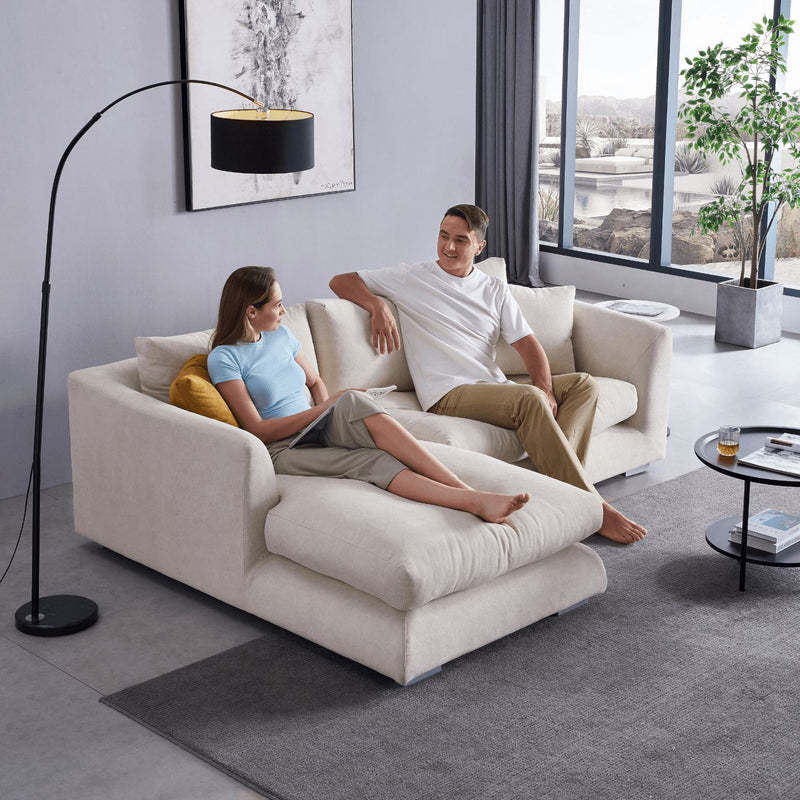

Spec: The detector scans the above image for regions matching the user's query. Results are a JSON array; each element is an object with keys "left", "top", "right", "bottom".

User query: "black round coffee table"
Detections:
[{"left": 694, "top": 426, "right": 800, "bottom": 591}]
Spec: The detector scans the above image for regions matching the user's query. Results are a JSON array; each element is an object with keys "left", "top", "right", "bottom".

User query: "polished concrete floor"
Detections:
[{"left": 2, "top": 303, "right": 800, "bottom": 799}]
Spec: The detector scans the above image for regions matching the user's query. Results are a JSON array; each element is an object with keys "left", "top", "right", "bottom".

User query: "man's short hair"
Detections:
[{"left": 443, "top": 204, "right": 489, "bottom": 241}]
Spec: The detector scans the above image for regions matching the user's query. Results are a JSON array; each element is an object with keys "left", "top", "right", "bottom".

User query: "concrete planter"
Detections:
[{"left": 714, "top": 278, "right": 783, "bottom": 348}]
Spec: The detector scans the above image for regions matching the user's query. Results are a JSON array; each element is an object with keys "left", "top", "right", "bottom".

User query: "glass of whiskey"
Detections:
[{"left": 717, "top": 425, "right": 740, "bottom": 456}]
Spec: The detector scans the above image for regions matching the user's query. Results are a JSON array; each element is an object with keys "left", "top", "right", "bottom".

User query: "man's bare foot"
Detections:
[
  {"left": 473, "top": 491, "right": 531, "bottom": 524},
  {"left": 599, "top": 501, "right": 647, "bottom": 544}
]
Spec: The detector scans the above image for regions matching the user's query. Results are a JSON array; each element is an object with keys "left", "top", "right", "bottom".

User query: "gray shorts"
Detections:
[{"left": 267, "top": 390, "right": 406, "bottom": 490}]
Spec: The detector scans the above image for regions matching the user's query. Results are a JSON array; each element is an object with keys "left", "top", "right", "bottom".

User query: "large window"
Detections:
[
  {"left": 572, "top": 0, "right": 659, "bottom": 260},
  {"left": 538, "top": 0, "right": 563, "bottom": 244},
  {"left": 538, "top": 0, "right": 800, "bottom": 294}
]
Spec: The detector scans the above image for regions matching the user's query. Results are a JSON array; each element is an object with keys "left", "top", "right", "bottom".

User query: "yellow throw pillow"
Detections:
[{"left": 169, "top": 354, "right": 240, "bottom": 427}]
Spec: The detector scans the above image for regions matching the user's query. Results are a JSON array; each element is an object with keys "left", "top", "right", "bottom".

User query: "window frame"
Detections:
[{"left": 542, "top": 0, "right": 800, "bottom": 299}]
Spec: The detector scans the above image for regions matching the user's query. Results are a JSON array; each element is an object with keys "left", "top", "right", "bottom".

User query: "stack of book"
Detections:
[{"left": 728, "top": 508, "right": 800, "bottom": 554}]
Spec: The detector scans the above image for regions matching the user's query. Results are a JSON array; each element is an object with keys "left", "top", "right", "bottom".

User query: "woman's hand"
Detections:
[{"left": 321, "top": 388, "right": 366, "bottom": 410}]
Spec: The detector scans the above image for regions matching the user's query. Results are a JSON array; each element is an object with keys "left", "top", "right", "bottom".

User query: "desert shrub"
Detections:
[
  {"left": 710, "top": 175, "right": 740, "bottom": 196},
  {"left": 547, "top": 149, "right": 561, "bottom": 167},
  {"left": 674, "top": 143, "right": 709, "bottom": 174},
  {"left": 538, "top": 186, "right": 560, "bottom": 222},
  {"left": 576, "top": 119, "right": 602, "bottom": 157}
]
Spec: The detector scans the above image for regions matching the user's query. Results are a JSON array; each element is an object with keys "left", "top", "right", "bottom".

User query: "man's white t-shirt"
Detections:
[{"left": 358, "top": 261, "right": 534, "bottom": 410}]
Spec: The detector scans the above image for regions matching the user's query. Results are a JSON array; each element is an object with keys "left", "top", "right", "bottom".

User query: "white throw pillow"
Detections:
[
  {"left": 494, "top": 284, "right": 576, "bottom": 376},
  {"left": 135, "top": 330, "right": 213, "bottom": 403},
  {"left": 474, "top": 256, "right": 508, "bottom": 282}
]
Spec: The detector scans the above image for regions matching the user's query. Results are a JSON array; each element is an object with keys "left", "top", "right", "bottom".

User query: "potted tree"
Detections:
[{"left": 680, "top": 15, "right": 800, "bottom": 347}]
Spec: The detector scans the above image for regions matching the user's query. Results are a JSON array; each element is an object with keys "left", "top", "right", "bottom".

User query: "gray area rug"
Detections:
[{"left": 102, "top": 468, "right": 800, "bottom": 800}]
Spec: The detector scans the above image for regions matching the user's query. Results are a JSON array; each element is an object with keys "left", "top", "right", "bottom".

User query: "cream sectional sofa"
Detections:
[{"left": 68, "top": 259, "right": 671, "bottom": 685}]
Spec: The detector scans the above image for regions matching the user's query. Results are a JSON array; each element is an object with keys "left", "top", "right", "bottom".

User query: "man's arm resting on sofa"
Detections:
[{"left": 329, "top": 272, "right": 401, "bottom": 354}]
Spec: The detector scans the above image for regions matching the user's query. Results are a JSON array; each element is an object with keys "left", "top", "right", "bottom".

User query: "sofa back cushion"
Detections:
[
  {"left": 474, "top": 255, "right": 508, "bottom": 281},
  {"left": 135, "top": 303, "right": 316, "bottom": 402},
  {"left": 282, "top": 303, "right": 318, "bottom": 371},
  {"left": 494, "top": 284, "right": 576, "bottom": 375},
  {"left": 305, "top": 299, "right": 414, "bottom": 393}
]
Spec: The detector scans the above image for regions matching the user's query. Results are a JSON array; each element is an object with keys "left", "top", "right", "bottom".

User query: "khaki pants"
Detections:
[{"left": 429, "top": 374, "right": 599, "bottom": 495}]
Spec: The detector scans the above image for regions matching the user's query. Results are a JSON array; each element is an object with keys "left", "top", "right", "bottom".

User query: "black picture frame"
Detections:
[{"left": 179, "top": 0, "right": 355, "bottom": 211}]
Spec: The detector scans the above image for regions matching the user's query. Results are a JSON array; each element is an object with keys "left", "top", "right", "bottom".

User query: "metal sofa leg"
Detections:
[
  {"left": 401, "top": 666, "right": 442, "bottom": 686},
  {"left": 624, "top": 464, "right": 650, "bottom": 477},
  {"left": 555, "top": 598, "right": 588, "bottom": 616}
]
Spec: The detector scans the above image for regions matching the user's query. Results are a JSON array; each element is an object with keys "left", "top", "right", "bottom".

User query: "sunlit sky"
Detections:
[{"left": 540, "top": 0, "right": 798, "bottom": 100}]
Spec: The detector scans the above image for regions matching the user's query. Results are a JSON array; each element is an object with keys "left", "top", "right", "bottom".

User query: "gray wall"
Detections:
[{"left": 0, "top": 2, "right": 477, "bottom": 499}]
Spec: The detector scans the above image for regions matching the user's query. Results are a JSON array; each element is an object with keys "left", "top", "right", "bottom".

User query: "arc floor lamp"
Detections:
[{"left": 15, "top": 78, "right": 314, "bottom": 636}]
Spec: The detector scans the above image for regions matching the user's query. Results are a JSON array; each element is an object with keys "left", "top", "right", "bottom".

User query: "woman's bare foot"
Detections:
[
  {"left": 472, "top": 491, "right": 531, "bottom": 524},
  {"left": 599, "top": 502, "right": 647, "bottom": 544}
]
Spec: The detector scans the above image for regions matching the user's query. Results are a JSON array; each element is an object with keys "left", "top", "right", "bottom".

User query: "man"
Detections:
[{"left": 329, "top": 204, "right": 646, "bottom": 543}]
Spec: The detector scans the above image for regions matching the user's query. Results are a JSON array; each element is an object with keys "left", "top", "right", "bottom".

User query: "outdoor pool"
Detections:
[{"left": 573, "top": 184, "right": 710, "bottom": 220}]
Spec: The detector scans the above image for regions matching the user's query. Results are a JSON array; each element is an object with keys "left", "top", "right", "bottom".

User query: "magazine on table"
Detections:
[
  {"left": 605, "top": 300, "right": 666, "bottom": 317},
  {"left": 738, "top": 436, "right": 800, "bottom": 478},
  {"left": 763, "top": 432, "right": 800, "bottom": 454}
]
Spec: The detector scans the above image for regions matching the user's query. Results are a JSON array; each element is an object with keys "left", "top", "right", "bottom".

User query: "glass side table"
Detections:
[{"left": 694, "top": 426, "right": 800, "bottom": 591}]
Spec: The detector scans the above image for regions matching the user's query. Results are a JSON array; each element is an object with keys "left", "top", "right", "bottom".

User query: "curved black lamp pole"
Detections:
[{"left": 14, "top": 79, "right": 306, "bottom": 636}]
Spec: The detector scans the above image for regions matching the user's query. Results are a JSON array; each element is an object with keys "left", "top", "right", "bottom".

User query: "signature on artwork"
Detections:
[{"left": 322, "top": 180, "right": 355, "bottom": 191}]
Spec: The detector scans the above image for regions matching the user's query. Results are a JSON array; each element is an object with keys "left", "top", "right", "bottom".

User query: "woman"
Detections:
[{"left": 208, "top": 266, "right": 530, "bottom": 524}]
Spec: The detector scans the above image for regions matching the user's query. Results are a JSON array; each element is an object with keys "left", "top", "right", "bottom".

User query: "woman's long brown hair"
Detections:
[{"left": 210, "top": 266, "right": 276, "bottom": 349}]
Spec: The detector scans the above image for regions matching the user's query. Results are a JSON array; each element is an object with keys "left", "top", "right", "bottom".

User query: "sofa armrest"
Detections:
[
  {"left": 572, "top": 301, "right": 672, "bottom": 443},
  {"left": 68, "top": 358, "right": 278, "bottom": 607}
]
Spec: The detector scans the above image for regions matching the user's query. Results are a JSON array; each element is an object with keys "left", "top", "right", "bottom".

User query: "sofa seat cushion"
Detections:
[
  {"left": 388, "top": 408, "right": 527, "bottom": 463},
  {"left": 592, "top": 376, "right": 638, "bottom": 433},
  {"left": 263, "top": 443, "right": 603, "bottom": 611},
  {"left": 380, "top": 378, "right": 637, "bottom": 464}
]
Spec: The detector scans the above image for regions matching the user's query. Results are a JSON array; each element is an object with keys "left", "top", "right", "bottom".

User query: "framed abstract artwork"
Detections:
[{"left": 179, "top": 0, "right": 354, "bottom": 211}]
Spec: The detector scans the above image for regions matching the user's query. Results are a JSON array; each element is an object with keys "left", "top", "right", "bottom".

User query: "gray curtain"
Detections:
[{"left": 476, "top": 0, "right": 542, "bottom": 286}]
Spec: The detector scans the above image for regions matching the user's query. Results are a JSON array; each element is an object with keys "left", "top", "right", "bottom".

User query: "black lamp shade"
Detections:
[{"left": 210, "top": 109, "right": 314, "bottom": 174}]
